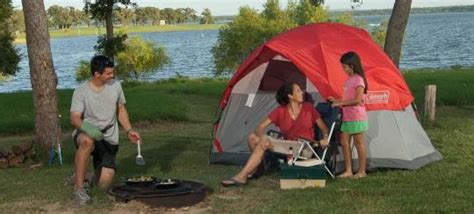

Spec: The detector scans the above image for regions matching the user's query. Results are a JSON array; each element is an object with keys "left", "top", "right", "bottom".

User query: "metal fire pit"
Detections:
[{"left": 109, "top": 179, "right": 208, "bottom": 208}]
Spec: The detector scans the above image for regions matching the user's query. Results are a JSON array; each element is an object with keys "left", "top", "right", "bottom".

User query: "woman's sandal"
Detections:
[{"left": 221, "top": 178, "right": 247, "bottom": 187}]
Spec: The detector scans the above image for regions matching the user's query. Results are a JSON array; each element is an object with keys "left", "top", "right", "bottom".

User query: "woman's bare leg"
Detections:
[
  {"left": 247, "top": 133, "right": 260, "bottom": 152},
  {"left": 229, "top": 138, "right": 271, "bottom": 183}
]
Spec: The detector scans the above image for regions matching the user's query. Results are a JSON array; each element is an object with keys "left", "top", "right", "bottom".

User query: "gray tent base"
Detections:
[
  {"left": 209, "top": 150, "right": 442, "bottom": 173},
  {"left": 210, "top": 92, "right": 444, "bottom": 172}
]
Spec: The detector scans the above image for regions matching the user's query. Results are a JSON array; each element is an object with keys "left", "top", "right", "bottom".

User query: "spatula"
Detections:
[{"left": 135, "top": 140, "right": 145, "bottom": 166}]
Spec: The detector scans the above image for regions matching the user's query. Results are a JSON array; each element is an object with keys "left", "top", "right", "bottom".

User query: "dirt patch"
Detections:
[
  {"left": 25, "top": 198, "right": 213, "bottom": 213},
  {"left": 216, "top": 188, "right": 244, "bottom": 200},
  {"left": 108, "top": 199, "right": 213, "bottom": 214}
]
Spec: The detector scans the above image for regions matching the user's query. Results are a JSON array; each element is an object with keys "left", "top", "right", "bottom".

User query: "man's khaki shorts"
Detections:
[{"left": 263, "top": 135, "right": 314, "bottom": 158}]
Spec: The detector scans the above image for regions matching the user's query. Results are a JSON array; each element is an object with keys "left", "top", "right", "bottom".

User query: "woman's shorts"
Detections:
[{"left": 340, "top": 120, "right": 368, "bottom": 134}]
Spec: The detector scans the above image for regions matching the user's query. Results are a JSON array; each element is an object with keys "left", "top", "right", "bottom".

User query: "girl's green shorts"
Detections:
[{"left": 340, "top": 120, "right": 368, "bottom": 134}]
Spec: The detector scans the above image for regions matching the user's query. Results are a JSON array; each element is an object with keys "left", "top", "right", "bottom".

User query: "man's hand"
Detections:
[
  {"left": 80, "top": 121, "right": 104, "bottom": 141},
  {"left": 127, "top": 129, "right": 141, "bottom": 144}
]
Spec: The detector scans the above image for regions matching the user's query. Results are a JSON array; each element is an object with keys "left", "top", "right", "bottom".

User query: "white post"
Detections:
[{"left": 424, "top": 85, "right": 436, "bottom": 122}]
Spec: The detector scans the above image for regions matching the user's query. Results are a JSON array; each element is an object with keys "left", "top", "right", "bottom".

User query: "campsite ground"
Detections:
[{"left": 0, "top": 68, "right": 473, "bottom": 213}]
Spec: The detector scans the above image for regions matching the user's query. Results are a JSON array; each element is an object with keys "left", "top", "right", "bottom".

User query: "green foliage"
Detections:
[
  {"left": 309, "top": 0, "right": 325, "bottom": 6},
  {"left": 115, "top": 36, "right": 169, "bottom": 80},
  {"left": 262, "top": 7, "right": 297, "bottom": 45},
  {"left": 212, "top": 0, "right": 328, "bottom": 75},
  {"left": 211, "top": 6, "right": 266, "bottom": 75},
  {"left": 135, "top": 7, "right": 161, "bottom": 25},
  {"left": 94, "top": 32, "right": 128, "bottom": 58},
  {"left": 77, "top": 36, "right": 169, "bottom": 81},
  {"left": 200, "top": 8, "right": 214, "bottom": 24},
  {"left": 114, "top": 7, "right": 135, "bottom": 27},
  {"left": 262, "top": 0, "right": 282, "bottom": 20},
  {"left": 161, "top": 8, "right": 178, "bottom": 24},
  {"left": 211, "top": 0, "right": 396, "bottom": 75},
  {"left": 75, "top": 60, "right": 90, "bottom": 81},
  {"left": 0, "top": 0, "right": 20, "bottom": 76},
  {"left": 183, "top": 7, "right": 198, "bottom": 22},
  {"left": 370, "top": 20, "right": 388, "bottom": 48},
  {"left": 295, "top": 0, "right": 328, "bottom": 25},
  {"left": 9, "top": 9, "right": 24, "bottom": 35},
  {"left": 83, "top": 0, "right": 135, "bottom": 20},
  {"left": 333, "top": 12, "right": 356, "bottom": 26},
  {"left": 47, "top": 5, "right": 85, "bottom": 29}
]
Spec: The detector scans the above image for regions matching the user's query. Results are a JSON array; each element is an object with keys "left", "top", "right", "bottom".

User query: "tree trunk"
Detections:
[
  {"left": 21, "top": 0, "right": 61, "bottom": 156},
  {"left": 105, "top": 9, "right": 113, "bottom": 40},
  {"left": 384, "top": 0, "right": 412, "bottom": 67},
  {"left": 105, "top": 1, "right": 114, "bottom": 58}
]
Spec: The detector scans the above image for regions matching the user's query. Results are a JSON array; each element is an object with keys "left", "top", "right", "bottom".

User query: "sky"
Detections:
[{"left": 11, "top": 0, "right": 474, "bottom": 16}]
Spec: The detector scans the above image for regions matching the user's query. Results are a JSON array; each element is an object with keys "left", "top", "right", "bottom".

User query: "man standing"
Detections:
[{"left": 70, "top": 55, "right": 140, "bottom": 205}]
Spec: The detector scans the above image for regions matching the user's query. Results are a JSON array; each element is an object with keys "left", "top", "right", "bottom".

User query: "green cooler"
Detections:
[{"left": 280, "top": 164, "right": 327, "bottom": 189}]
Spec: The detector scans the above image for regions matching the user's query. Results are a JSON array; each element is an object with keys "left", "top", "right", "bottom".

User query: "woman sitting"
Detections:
[{"left": 221, "top": 82, "right": 329, "bottom": 187}]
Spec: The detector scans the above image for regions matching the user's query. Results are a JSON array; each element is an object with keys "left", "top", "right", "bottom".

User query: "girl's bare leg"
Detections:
[
  {"left": 353, "top": 133, "right": 367, "bottom": 177},
  {"left": 338, "top": 132, "right": 353, "bottom": 177}
]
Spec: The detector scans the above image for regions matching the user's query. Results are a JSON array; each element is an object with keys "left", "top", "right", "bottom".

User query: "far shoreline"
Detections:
[{"left": 14, "top": 24, "right": 223, "bottom": 44}]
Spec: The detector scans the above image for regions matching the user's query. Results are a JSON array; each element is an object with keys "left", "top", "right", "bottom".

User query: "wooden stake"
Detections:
[{"left": 424, "top": 85, "right": 436, "bottom": 122}]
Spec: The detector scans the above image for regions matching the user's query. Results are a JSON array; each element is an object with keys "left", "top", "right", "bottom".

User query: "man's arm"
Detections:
[
  {"left": 117, "top": 103, "right": 140, "bottom": 144},
  {"left": 70, "top": 111, "right": 83, "bottom": 129},
  {"left": 71, "top": 111, "right": 105, "bottom": 141}
]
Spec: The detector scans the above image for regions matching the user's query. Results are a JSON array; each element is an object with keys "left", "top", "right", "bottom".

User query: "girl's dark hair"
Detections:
[
  {"left": 90, "top": 55, "right": 114, "bottom": 76},
  {"left": 340, "top": 51, "right": 368, "bottom": 94},
  {"left": 276, "top": 82, "right": 295, "bottom": 105}
]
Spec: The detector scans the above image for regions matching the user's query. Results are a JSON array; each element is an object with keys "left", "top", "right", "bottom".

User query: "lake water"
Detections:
[{"left": 1, "top": 12, "right": 473, "bottom": 93}]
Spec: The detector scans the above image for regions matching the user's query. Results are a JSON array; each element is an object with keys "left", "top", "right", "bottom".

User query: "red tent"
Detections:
[
  {"left": 219, "top": 22, "right": 414, "bottom": 111},
  {"left": 211, "top": 23, "right": 441, "bottom": 169}
]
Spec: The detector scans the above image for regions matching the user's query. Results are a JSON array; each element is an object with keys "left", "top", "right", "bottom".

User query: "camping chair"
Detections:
[{"left": 292, "top": 102, "right": 341, "bottom": 178}]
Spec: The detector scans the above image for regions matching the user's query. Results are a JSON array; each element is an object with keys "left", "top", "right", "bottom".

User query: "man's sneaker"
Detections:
[
  {"left": 64, "top": 173, "right": 75, "bottom": 187},
  {"left": 74, "top": 188, "right": 92, "bottom": 206},
  {"left": 65, "top": 172, "right": 95, "bottom": 188}
]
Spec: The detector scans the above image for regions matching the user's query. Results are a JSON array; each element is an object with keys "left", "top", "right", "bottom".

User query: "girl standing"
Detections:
[{"left": 330, "top": 51, "right": 369, "bottom": 178}]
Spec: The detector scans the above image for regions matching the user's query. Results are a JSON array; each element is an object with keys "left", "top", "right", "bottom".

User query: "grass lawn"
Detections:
[
  {"left": 14, "top": 24, "right": 223, "bottom": 43},
  {"left": 0, "top": 69, "right": 473, "bottom": 212}
]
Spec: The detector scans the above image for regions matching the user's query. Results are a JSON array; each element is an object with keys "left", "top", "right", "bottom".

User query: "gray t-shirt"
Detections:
[{"left": 70, "top": 79, "right": 126, "bottom": 145}]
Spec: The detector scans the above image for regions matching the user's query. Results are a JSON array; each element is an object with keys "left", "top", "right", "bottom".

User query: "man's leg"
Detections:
[
  {"left": 92, "top": 140, "right": 119, "bottom": 190},
  {"left": 73, "top": 133, "right": 94, "bottom": 205},
  {"left": 74, "top": 134, "right": 95, "bottom": 189},
  {"left": 97, "top": 167, "right": 115, "bottom": 190}
]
